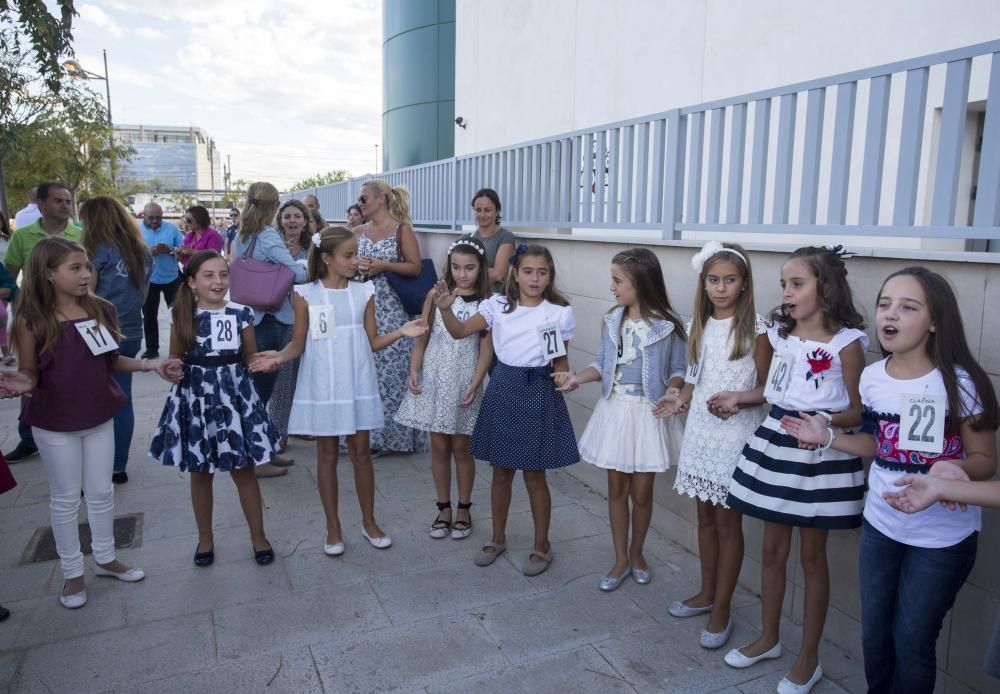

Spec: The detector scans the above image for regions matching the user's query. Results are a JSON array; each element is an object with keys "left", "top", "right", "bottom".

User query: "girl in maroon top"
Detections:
[{"left": 0, "top": 237, "right": 181, "bottom": 610}]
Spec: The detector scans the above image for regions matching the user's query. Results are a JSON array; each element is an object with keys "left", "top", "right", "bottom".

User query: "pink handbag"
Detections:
[{"left": 229, "top": 233, "right": 295, "bottom": 311}]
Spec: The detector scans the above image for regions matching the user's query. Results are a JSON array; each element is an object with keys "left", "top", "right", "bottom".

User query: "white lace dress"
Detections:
[{"left": 673, "top": 315, "right": 767, "bottom": 505}]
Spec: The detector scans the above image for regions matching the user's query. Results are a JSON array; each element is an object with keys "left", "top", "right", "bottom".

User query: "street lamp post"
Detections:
[{"left": 62, "top": 49, "right": 116, "bottom": 187}]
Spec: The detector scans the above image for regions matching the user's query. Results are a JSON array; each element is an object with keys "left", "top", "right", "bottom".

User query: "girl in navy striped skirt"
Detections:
[{"left": 723, "top": 246, "right": 867, "bottom": 694}]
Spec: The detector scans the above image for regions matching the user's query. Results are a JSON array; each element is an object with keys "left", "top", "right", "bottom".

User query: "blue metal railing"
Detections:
[{"left": 291, "top": 39, "right": 1000, "bottom": 240}]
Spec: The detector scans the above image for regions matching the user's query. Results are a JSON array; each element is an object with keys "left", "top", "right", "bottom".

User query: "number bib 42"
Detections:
[
  {"left": 74, "top": 320, "right": 118, "bottom": 356},
  {"left": 212, "top": 315, "right": 239, "bottom": 350},
  {"left": 899, "top": 394, "right": 945, "bottom": 454},
  {"left": 537, "top": 323, "right": 567, "bottom": 360},
  {"left": 309, "top": 305, "right": 335, "bottom": 341},
  {"left": 763, "top": 353, "right": 793, "bottom": 402}
]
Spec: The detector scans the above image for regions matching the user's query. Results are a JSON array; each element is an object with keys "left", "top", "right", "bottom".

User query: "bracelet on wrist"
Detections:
[
  {"left": 820, "top": 426, "right": 835, "bottom": 451},
  {"left": 816, "top": 410, "right": 834, "bottom": 425}
]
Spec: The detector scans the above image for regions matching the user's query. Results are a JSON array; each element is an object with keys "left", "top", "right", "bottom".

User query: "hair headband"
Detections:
[
  {"left": 691, "top": 241, "right": 748, "bottom": 273},
  {"left": 508, "top": 243, "right": 529, "bottom": 266},
  {"left": 448, "top": 238, "right": 485, "bottom": 256}
]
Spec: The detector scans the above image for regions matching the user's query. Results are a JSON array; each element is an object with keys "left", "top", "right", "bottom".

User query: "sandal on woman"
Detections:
[
  {"left": 429, "top": 501, "right": 451, "bottom": 539},
  {"left": 451, "top": 501, "right": 473, "bottom": 540}
]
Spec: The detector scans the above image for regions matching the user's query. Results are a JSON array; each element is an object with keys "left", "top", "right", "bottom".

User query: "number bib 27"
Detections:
[
  {"left": 899, "top": 394, "right": 945, "bottom": 454},
  {"left": 309, "top": 305, "right": 335, "bottom": 341},
  {"left": 74, "top": 320, "right": 118, "bottom": 356},
  {"left": 537, "top": 323, "right": 567, "bottom": 360},
  {"left": 212, "top": 315, "right": 239, "bottom": 350},
  {"left": 763, "top": 353, "right": 793, "bottom": 402}
]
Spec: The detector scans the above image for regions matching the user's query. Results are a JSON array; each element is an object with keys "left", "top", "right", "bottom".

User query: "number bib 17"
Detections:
[
  {"left": 763, "top": 353, "right": 793, "bottom": 402},
  {"left": 309, "top": 305, "right": 335, "bottom": 341},
  {"left": 212, "top": 315, "right": 239, "bottom": 350},
  {"left": 74, "top": 320, "right": 118, "bottom": 356},
  {"left": 537, "top": 323, "right": 567, "bottom": 360},
  {"left": 899, "top": 394, "right": 945, "bottom": 454}
]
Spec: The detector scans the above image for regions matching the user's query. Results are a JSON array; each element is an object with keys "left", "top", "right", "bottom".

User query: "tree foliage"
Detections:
[
  {"left": 0, "top": 0, "right": 77, "bottom": 94},
  {"left": 289, "top": 169, "right": 351, "bottom": 192}
]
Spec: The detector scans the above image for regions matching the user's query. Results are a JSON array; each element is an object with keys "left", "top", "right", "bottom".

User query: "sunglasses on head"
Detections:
[{"left": 357, "top": 195, "right": 368, "bottom": 204}]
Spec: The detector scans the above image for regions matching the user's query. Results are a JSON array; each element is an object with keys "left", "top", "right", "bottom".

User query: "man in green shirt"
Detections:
[
  {"left": 5, "top": 182, "right": 80, "bottom": 282},
  {"left": 4, "top": 182, "right": 81, "bottom": 463}
]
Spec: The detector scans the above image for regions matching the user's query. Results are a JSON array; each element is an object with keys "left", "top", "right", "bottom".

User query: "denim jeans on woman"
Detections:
[
  {"left": 251, "top": 316, "right": 292, "bottom": 406},
  {"left": 111, "top": 337, "right": 141, "bottom": 472},
  {"left": 859, "top": 519, "right": 977, "bottom": 694},
  {"left": 34, "top": 420, "right": 117, "bottom": 579}
]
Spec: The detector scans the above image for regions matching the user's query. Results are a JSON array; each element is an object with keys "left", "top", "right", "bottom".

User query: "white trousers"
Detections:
[{"left": 33, "top": 420, "right": 117, "bottom": 579}]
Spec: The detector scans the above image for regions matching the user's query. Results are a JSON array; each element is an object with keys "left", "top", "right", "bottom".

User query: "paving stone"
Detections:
[
  {"left": 12, "top": 613, "right": 215, "bottom": 694},
  {"left": 310, "top": 613, "right": 507, "bottom": 692},
  {"left": 428, "top": 645, "right": 636, "bottom": 693},
  {"left": 0, "top": 650, "right": 22, "bottom": 693},
  {"left": 212, "top": 581, "right": 390, "bottom": 659}
]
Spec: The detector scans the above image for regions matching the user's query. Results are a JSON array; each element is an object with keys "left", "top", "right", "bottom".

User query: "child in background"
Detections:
[
  {"left": 149, "top": 250, "right": 279, "bottom": 567},
  {"left": 723, "top": 245, "right": 868, "bottom": 694},
  {"left": 783, "top": 267, "right": 998, "bottom": 694},
  {"left": 663, "top": 242, "right": 769, "bottom": 650},
  {"left": 0, "top": 237, "right": 180, "bottom": 608},
  {"left": 252, "top": 227, "right": 427, "bottom": 555},
  {"left": 396, "top": 237, "right": 493, "bottom": 540},
  {"left": 552, "top": 248, "right": 686, "bottom": 591},
  {"left": 434, "top": 244, "right": 578, "bottom": 576}
]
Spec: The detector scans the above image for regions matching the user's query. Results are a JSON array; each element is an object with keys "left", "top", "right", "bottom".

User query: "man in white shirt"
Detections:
[{"left": 13, "top": 187, "right": 41, "bottom": 229}]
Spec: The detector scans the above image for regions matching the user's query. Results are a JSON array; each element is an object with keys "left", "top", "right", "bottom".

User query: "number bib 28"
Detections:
[
  {"left": 74, "top": 320, "right": 118, "bottom": 356},
  {"left": 309, "top": 305, "right": 335, "bottom": 341},
  {"left": 537, "top": 323, "right": 567, "bottom": 360},
  {"left": 212, "top": 315, "right": 239, "bottom": 350},
  {"left": 899, "top": 394, "right": 945, "bottom": 454},
  {"left": 763, "top": 353, "right": 793, "bottom": 402}
]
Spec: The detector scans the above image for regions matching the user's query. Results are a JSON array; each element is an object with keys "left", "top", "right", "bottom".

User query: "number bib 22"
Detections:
[
  {"left": 212, "top": 315, "right": 239, "bottom": 350},
  {"left": 899, "top": 394, "right": 945, "bottom": 454},
  {"left": 309, "top": 305, "right": 335, "bottom": 341},
  {"left": 537, "top": 323, "right": 567, "bottom": 360},
  {"left": 763, "top": 353, "right": 793, "bottom": 402},
  {"left": 74, "top": 320, "right": 118, "bottom": 356}
]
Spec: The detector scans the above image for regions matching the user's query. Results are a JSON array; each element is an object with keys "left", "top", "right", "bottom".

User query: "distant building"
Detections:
[{"left": 115, "top": 124, "right": 222, "bottom": 195}]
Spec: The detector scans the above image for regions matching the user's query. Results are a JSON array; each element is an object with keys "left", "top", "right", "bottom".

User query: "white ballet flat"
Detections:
[
  {"left": 323, "top": 542, "right": 345, "bottom": 556},
  {"left": 361, "top": 529, "right": 392, "bottom": 549},
  {"left": 668, "top": 600, "right": 714, "bottom": 618},
  {"left": 94, "top": 565, "right": 145, "bottom": 582},
  {"left": 776, "top": 664, "right": 822, "bottom": 694},
  {"left": 699, "top": 617, "right": 734, "bottom": 649},
  {"left": 723, "top": 642, "right": 783, "bottom": 668},
  {"left": 59, "top": 584, "right": 87, "bottom": 609}
]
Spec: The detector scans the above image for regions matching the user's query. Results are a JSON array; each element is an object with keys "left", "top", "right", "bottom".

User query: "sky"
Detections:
[{"left": 69, "top": 0, "right": 383, "bottom": 189}]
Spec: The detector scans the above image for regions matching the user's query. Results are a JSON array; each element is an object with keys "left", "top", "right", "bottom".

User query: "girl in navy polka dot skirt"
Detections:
[{"left": 433, "top": 244, "right": 578, "bottom": 576}]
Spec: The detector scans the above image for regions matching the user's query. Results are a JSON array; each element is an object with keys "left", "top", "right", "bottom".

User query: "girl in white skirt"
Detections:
[{"left": 553, "top": 248, "right": 686, "bottom": 591}]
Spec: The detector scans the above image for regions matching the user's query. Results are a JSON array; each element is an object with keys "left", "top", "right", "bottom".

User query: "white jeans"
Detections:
[{"left": 34, "top": 420, "right": 117, "bottom": 579}]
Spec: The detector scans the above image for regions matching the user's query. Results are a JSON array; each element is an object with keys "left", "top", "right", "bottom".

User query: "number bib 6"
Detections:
[
  {"left": 537, "top": 323, "right": 567, "bottom": 360},
  {"left": 763, "top": 353, "right": 794, "bottom": 402},
  {"left": 75, "top": 320, "right": 118, "bottom": 356},
  {"left": 899, "top": 394, "right": 945, "bottom": 454},
  {"left": 309, "top": 305, "right": 335, "bottom": 341}
]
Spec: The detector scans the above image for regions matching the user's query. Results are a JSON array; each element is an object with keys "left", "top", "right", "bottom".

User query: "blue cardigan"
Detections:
[{"left": 588, "top": 306, "right": 687, "bottom": 404}]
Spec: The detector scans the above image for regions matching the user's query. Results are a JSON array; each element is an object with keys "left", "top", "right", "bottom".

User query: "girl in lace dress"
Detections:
[
  {"left": 553, "top": 248, "right": 686, "bottom": 592},
  {"left": 395, "top": 238, "right": 493, "bottom": 540},
  {"left": 664, "top": 243, "right": 769, "bottom": 651}
]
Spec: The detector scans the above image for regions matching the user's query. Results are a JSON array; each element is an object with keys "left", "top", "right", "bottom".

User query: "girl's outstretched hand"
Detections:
[
  {"left": 431, "top": 280, "right": 456, "bottom": 309},
  {"left": 652, "top": 392, "right": 687, "bottom": 418},
  {"left": 249, "top": 351, "right": 283, "bottom": 373},
  {"left": 550, "top": 371, "right": 579, "bottom": 392},
  {"left": 154, "top": 358, "right": 184, "bottom": 384},
  {"left": 408, "top": 370, "right": 422, "bottom": 395},
  {"left": 707, "top": 391, "right": 740, "bottom": 420},
  {"left": 399, "top": 319, "right": 429, "bottom": 338},
  {"left": 0, "top": 370, "right": 33, "bottom": 397},
  {"left": 779, "top": 412, "right": 824, "bottom": 449},
  {"left": 883, "top": 474, "right": 946, "bottom": 514},
  {"left": 927, "top": 460, "right": 970, "bottom": 511}
]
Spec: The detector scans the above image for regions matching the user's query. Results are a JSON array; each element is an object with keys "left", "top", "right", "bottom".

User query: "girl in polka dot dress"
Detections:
[{"left": 433, "top": 244, "right": 578, "bottom": 576}]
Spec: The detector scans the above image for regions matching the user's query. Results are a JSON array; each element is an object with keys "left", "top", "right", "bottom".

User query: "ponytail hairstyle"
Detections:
[
  {"left": 362, "top": 179, "right": 411, "bottom": 226},
  {"left": 277, "top": 199, "right": 312, "bottom": 251},
  {"left": 610, "top": 248, "right": 686, "bottom": 340},
  {"left": 79, "top": 195, "right": 151, "bottom": 290},
  {"left": 442, "top": 236, "right": 490, "bottom": 299},
  {"left": 307, "top": 226, "right": 355, "bottom": 282},
  {"left": 12, "top": 237, "right": 118, "bottom": 354},
  {"left": 502, "top": 244, "right": 570, "bottom": 313},
  {"left": 172, "top": 250, "right": 227, "bottom": 353},
  {"left": 877, "top": 267, "right": 999, "bottom": 432},
  {"left": 688, "top": 242, "right": 756, "bottom": 361},
  {"left": 238, "top": 181, "right": 280, "bottom": 242},
  {"left": 771, "top": 245, "right": 865, "bottom": 338}
]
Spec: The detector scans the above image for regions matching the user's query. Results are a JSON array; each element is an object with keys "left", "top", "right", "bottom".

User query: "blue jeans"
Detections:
[
  {"left": 111, "top": 338, "right": 141, "bottom": 472},
  {"left": 859, "top": 519, "right": 977, "bottom": 694},
  {"left": 251, "top": 317, "right": 292, "bottom": 406}
]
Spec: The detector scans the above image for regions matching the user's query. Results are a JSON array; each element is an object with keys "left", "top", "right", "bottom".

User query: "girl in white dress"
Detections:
[
  {"left": 395, "top": 238, "right": 493, "bottom": 540},
  {"left": 663, "top": 242, "right": 769, "bottom": 650},
  {"left": 251, "top": 227, "right": 427, "bottom": 556}
]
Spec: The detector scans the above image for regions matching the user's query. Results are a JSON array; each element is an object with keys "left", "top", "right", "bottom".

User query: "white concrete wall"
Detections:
[{"left": 415, "top": 227, "right": 1000, "bottom": 693}]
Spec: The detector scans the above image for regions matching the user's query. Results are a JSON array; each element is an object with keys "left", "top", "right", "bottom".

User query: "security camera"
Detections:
[{"left": 455, "top": 116, "right": 467, "bottom": 129}]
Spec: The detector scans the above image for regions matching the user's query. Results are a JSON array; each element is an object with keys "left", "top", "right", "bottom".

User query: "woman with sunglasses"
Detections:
[{"left": 175, "top": 206, "right": 223, "bottom": 266}]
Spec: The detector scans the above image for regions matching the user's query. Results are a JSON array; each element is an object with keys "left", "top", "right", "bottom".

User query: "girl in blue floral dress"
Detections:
[{"left": 149, "top": 250, "right": 279, "bottom": 567}]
